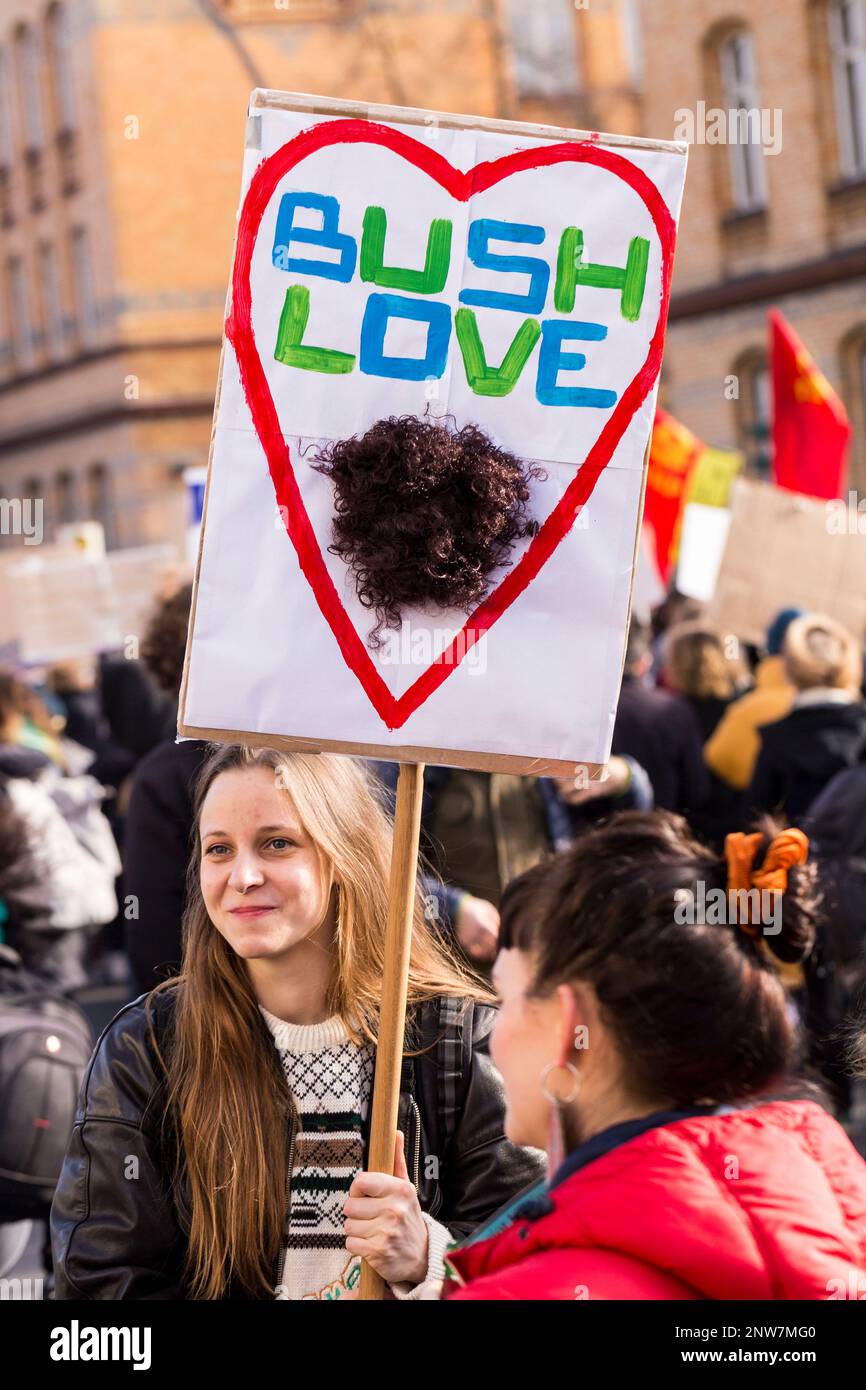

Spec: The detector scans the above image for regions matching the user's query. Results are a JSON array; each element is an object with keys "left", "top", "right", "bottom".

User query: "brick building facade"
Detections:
[
  {"left": 639, "top": 0, "right": 866, "bottom": 491},
  {"left": 0, "top": 0, "right": 639, "bottom": 555}
]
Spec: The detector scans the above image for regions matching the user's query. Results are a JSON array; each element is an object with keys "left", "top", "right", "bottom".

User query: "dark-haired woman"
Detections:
[
  {"left": 443, "top": 812, "right": 866, "bottom": 1300},
  {"left": 50, "top": 745, "right": 543, "bottom": 1300}
]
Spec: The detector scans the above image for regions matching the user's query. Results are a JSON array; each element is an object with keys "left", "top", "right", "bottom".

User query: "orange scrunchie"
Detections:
[{"left": 724, "top": 828, "right": 810, "bottom": 937}]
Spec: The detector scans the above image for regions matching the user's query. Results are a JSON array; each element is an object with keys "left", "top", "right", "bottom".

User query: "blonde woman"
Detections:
[
  {"left": 662, "top": 622, "right": 747, "bottom": 742},
  {"left": 661, "top": 623, "right": 747, "bottom": 847},
  {"left": 50, "top": 744, "right": 543, "bottom": 1300}
]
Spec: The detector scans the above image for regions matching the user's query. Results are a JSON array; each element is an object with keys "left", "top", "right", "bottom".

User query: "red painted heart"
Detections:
[{"left": 226, "top": 118, "right": 677, "bottom": 730}]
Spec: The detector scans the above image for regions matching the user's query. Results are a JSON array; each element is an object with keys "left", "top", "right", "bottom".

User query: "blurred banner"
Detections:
[
  {"left": 676, "top": 447, "right": 742, "bottom": 600},
  {"left": 684, "top": 446, "right": 742, "bottom": 510},
  {"left": 56, "top": 522, "right": 107, "bottom": 559},
  {"left": 676, "top": 504, "right": 733, "bottom": 603},
  {"left": 1, "top": 542, "right": 179, "bottom": 664},
  {"left": 707, "top": 478, "right": 866, "bottom": 645}
]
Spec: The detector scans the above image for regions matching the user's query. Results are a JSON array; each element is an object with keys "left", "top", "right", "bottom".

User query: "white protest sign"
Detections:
[
  {"left": 676, "top": 503, "right": 733, "bottom": 603},
  {"left": 709, "top": 478, "right": 866, "bottom": 647},
  {"left": 7, "top": 544, "right": 178, "bottom": 664},
  {"left": 180, "top": 92, "right": 688, "bottom": 773}
]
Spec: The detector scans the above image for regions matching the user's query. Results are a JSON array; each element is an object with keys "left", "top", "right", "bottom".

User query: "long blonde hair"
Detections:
[
  {"left": 664, "top": 621, "right": 743, "bottom": 701},
  {"left": 147, "top": 743, "right": 494, "bottom": 1299}
]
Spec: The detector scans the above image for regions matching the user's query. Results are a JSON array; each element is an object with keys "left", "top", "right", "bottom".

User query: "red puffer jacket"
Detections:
[{"left": 444, "top": 1101, "right": 866, "bottom": 1300}]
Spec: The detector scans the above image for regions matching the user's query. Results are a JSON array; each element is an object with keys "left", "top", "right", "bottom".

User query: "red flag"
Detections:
[
  {"left": 770, "top": 309, "right": 850, "bottom": 499},
  {"left": 644, "top": 409, "right": 704, "bottom": 585}
]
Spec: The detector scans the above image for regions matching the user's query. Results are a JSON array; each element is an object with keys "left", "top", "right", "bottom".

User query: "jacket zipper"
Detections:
[
  {"left": 407, "top": 1080, "right": 445, "bottom": 1218},
  {"left": 408, "top": 1093, "right": 421, "bottom": 1192},
  {"left": 272, "top": 1113, "right": 296, "bottom": 1296}
]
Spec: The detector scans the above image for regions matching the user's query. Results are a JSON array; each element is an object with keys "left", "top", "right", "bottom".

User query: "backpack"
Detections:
[{"left": 0, "top": 944, "right": 94, "bottom": 1220}]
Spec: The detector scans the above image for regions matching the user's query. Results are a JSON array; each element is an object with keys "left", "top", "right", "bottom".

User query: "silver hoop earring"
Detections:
[{"left": 540, "top": 1060, "right": 580, "bottom": 1106}]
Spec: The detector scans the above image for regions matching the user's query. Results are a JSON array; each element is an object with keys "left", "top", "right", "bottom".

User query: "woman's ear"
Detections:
[
  {"left": 569, "top": 982, "right": 596, "bottom": 1065},
  {"left": 553, "top": 983, "right": 580, "bottom": 1069},
  {"left": 553, "top": 981, "right": 598, "bottom": 1069}
]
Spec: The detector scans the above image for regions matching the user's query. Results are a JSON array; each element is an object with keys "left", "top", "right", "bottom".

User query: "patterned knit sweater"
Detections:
[{"left": 259, "top": 1005, "right": 452, "bottom": 1301}]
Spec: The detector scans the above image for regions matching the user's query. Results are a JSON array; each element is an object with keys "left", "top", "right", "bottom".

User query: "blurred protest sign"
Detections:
[
  {"left": 180, "top": 90, "right": 688, "bottom": 775},
  {"left": 56, "top": 521, "right": 107, "bottom": 558},
  {"left": 707, "top": 478, "right": 866, "bottom": 645},
  {"left": 685, "top": 447, "right": 742, "bottom": 509},
  {"left": 676, "top": 505, "right": 733, "bottom": 603},
  {"left": 178, "top": 86, "right": 688, "bottom": 1305},
  {"left": 676, "top": 447, "right": 742, "bottom": 601},
  {"left": 2, "top": 543, "right": 179, "bottom": 664}
]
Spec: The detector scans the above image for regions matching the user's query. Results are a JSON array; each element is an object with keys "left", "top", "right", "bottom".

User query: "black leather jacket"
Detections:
[{"left": 50, "top": 984, "right": 544, "bottom": 1299}]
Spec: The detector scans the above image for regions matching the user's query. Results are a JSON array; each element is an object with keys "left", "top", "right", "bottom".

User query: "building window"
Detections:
[
  {"left": 502, "top": 0, "right": 581, "bottom": 100},
  {"left": 0, "top": 48, "right": 13, "bottom": 167},
  {"left": 0, "top": 168, "right": 11, "bottom": 227},
  {"left": 829, "top": 0, "right": 866, "bottom": 177},
  {"left": 55, "top": 126, "right": 79, "bottom": 194},
  {"left": 70, "top": 226, "right": 97, "bottom": 347},
  {"left": 13, "top": 24, "right": 46, "bottom": 209},
  {"left": 734, "top": 352, "right": 772, "bottom": 476},
  {"left": 619, "top": 0, "right": 644, "bottom": 88},
  {"left": 6, "top": 255, "right": 34, "bottom": 371},
  {"left": 87, "top": 463, "right": 115, "bottom": 548},
  {"left": 45, "top": 3, "right": 76, "bottom": 133},
  {"left": 0, "top": 167, "right": 12, "bottom": 226},
  {"left": 850, "top": 337, "right": 866, "bottom": 488},
  {"left": 24, "top": 148, "right": 45, "bottom": 210},
  {"left": 857, "top": 337, "right": 866, "bottom": 417},
  {"left": 13, "top": 25, "right": 44, "bottom": 152},
  {"left": 719, "top": 30, "right": 768, "bottom": 212},
  {"left": 0, "top": 50, "right": 13, "bottom": 227},
  {"left": 46, "top": 2, "right": 79, "bottom": 193},
  {"left": 838, "top": 328, "right": 866, "bottom": 491},
  {"left": 55, "top": 471, "right": 76, "bottom": 527},
  {"left": 37, "top": 241, "right": 64, "bottom": 361},
  {"left": 0, "top": 278, "right": 9, "bottom": 376}
]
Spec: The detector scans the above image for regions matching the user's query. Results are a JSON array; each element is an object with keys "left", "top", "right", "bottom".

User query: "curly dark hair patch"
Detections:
[{"left": 311, "top": 415, "right": 546, "bottom": 649}]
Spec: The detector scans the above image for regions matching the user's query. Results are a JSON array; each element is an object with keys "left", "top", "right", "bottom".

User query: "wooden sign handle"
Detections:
[{"left": 359, "top": 761, "right": 426, "bottom": 1301}]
